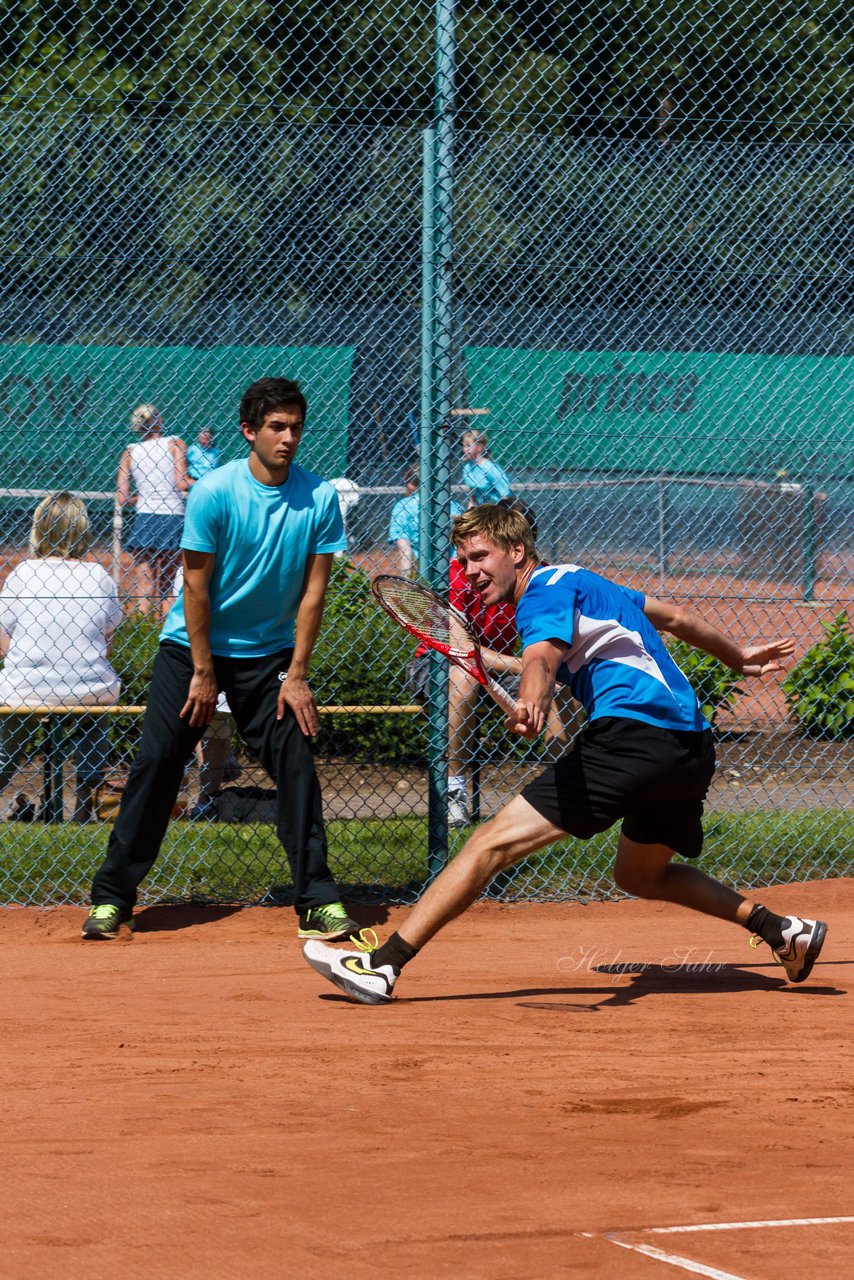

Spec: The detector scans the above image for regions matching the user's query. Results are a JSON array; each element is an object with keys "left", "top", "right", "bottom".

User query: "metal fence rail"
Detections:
[{"left": 0, "top": 0, "right": 850, "bottom": 905}]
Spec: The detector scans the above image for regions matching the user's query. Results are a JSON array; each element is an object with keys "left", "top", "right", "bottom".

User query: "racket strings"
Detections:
[{"left": 373, "top": 578, "right": 474, "bottom": 656}]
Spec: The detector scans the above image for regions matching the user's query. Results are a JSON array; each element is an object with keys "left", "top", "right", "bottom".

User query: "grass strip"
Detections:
[{"left": 0, "top": 808, "right": 850, "bottom": 906}]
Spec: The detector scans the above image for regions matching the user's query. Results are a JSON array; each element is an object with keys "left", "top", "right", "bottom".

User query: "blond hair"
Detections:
[
  {"left": 30, "top": 492, "right": 91, "bottom": 559},
  {"left": 130, "top": 403, "right": 162, "bottom": 433},
  {"left": 452, "top": 503, "right": 537, "bottom": 561},
  {"left": 462, "top": 428, "right": 489, "bottom": 455}
]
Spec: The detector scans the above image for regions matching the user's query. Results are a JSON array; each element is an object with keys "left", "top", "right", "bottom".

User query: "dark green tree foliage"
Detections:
[
  {"left": 784, "top": 612, "right": 854, "bottom": 740},
  {"left": 2, "top": 1, "right": 849, "bottom": 128},
  {"left": 0, "top": 3, "right": 849, "bottom": 329}
]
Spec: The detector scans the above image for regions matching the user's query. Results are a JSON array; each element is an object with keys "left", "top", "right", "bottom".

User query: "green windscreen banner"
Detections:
[
  {"left": 0, "top": 343, "right": 355, "bottom": 492},
  {"left": 464, "top": 347, "right": 853, "bottom": 477}
]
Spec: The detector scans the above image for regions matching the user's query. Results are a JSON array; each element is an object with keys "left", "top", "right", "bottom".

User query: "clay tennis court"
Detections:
[{"left": 1, "top": 877, "right": 850, "bottom": 1278}]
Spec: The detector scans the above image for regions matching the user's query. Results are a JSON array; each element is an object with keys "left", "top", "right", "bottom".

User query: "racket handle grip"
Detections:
[{"left": 485, "top": 676, "right": 518, "bottom": 718}]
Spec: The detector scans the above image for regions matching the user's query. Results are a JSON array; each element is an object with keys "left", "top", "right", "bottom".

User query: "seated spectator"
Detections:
[{"left": 0, "top": 493, "right": 122, "bottom": 822}]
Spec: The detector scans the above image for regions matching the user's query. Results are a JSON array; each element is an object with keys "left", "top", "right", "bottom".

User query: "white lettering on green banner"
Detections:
[
  {"left": 464, "top": 347, "right": 853, "bottom": 476},
  {"left": 0, "top": 343, "right": 355, "bottom": 490}
]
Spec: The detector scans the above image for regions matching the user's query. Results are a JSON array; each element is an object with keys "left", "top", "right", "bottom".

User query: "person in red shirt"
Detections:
[{"left": 445, "top": 549, "right": 522, "bottom": 825}]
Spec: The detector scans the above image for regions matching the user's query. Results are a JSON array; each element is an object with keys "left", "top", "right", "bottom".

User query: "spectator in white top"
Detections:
[
  {"left": 118, "top": 403, "right": 189, "bottom": 619},
  {"left": 0, "top": 493, "right": 123, "bottom": 822},
  {"left": 329, "top": 475, "right": 360, "bottom": 559}
]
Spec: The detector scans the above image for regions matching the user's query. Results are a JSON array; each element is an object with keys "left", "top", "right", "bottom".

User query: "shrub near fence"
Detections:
[{"left": 784, "top": 613, "right": 854, "bottom": 741}]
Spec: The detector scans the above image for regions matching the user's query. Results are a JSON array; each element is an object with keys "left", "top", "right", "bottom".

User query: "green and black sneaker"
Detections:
[
  {"left": 81, "top": 904, "right": 134, "bottom": 940},
  {"left": 297, "top": 902, "right": 359, "bottom": 942}
]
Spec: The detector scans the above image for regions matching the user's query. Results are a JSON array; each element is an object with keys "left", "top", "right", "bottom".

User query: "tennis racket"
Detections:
[{"left": 371, "top": 575, "right": 518, "bottom": 718}]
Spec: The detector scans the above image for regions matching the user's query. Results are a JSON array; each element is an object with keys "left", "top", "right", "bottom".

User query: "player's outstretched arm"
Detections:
[
  {"left": 480, "top": 646, "right": 522, "bottom": 676},
  {"left": 739, "top": 639, "right": 797, "bottom": 675},
  {"left": 643, "top": 597, "right": 795, "bottom": 676}
]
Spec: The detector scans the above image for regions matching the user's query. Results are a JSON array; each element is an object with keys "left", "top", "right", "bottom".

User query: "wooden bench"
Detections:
[{"left": 0, "top": 703, "right": 424, "bottom": 821}]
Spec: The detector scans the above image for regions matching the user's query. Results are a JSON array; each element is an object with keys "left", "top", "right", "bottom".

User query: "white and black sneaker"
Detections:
[
  {"left": 771, "top": 916, "right": 827, "bottom": 983},
  {"left": 303, "top": 935, "right": 397, "bottom": 1005},
  {"left": 447, "top": 789, "right": 470, "bottom": 829}
]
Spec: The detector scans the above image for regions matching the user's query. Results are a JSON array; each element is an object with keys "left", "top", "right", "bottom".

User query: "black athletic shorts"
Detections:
[{"left": 521, "top": 716, "right": 716, "bottom": 859}]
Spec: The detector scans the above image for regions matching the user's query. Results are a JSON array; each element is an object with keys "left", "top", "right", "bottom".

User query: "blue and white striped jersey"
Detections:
[{"left": 515, "top": 564, "right": 707, "bottom": 732}]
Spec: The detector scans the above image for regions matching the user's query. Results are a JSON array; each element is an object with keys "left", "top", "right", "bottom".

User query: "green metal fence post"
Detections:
[
  {"left": 802, "top": 479, "right": 817, "bottom": 603},
  {"left": 420, "top": 0, "right": 457, "bottom": 880}
]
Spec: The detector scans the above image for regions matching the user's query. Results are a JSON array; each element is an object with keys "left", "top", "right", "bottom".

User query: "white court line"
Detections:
[
  {"left": 647, "top": 1216, "right": 854, "bottom": 1234},
  {"left": 604, "top": 1215, "right": 854, "bottom": 1277},
  {"left": 609, "top": 1237, "right": 747, "bottom": 1280}
]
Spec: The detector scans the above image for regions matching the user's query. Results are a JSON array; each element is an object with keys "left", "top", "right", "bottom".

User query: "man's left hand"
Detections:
[
  {"left": 278, "top": 673, "right": 319, "bottom": 736},
  {"left": 741, "top": 639, "right": 796, "bottom": 676}
]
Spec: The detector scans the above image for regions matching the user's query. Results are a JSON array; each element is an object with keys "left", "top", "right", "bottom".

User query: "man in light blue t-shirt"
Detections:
[
  {"left": 85, "top": 377, "right": 358, "bottom": 943},
  {"left": 303, "top": 503, "right": 827, "bottom": 1004}
]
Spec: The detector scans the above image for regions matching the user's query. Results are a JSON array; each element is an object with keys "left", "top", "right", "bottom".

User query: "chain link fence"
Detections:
[{"left": 0, "top": 1, "right": 851, "bottom": 906}]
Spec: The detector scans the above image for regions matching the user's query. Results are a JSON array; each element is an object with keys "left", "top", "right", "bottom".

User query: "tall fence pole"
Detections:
[{"left": 420, "top": 0, "right": 457, "bottom": 879}]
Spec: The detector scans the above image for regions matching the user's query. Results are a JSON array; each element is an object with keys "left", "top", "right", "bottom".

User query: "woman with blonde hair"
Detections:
[
  {"left": 117, "top": 403, "right": 189, "bottom": 618},
  {"left": 461, "top": 428, "right": 513, "bottom": 506},
  {"left": 0, "top": 493, "right": 122, "bottom": 822}
]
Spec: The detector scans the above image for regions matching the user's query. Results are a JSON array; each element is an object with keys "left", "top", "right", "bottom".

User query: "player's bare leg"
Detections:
[
  {"left": 302, "top": 795, "right": 563, "bottom": 1003},
  {"left": 612, "top": 835, "right": 827, "bottom": 982},
  {"left": 399, "top": 796, "right": 563, "bottom": 948},
  {"left": 447, "top": 666, "right": 481, "bottom": 825},
  {"left": 155, "top": 551, "right": 180, "bottom": 622},
  {"left": 303, "top": 811, "right": 828, "bottom": 1004},
  {"left": 612, "top": 835, "right": 751, "bottom": 923},
  {"left": 134, "top": 557, "right": 155, "bottom": 616}
]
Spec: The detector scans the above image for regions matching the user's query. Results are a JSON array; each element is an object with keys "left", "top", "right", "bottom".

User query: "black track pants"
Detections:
[{"left": 90, "top": 641, "right": 341, "bottom": 914}]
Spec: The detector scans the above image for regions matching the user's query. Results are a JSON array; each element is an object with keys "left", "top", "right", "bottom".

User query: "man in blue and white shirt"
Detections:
[{"left": 303, "top": 503, "right": 827, "bottom": 1004}]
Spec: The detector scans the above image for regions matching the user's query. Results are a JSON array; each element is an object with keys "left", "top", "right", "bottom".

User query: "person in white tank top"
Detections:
[{"left": 117, "top": 403, "right": 189, "bottom": 620}]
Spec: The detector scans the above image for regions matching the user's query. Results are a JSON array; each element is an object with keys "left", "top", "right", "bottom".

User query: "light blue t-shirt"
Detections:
[
  {"left": 462, "top": 457, "right": 512, "bottom": 504},
  {"left": 187, "top": 442, "right": 221, "bottom": 480},
  {"left": 515, "top": 564, "right": 707, "bottom": 733},
  {"left": 388, "top": 492, "right": 420, "bottom": 550},
  {"left": 388, "top": 492, "right": 462, "bottom": 565},
  {"left": 162, "top": 458, "right": 346, "bottom": 657}
]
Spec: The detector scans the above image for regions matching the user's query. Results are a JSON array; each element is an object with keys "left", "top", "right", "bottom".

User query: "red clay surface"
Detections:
[{"left": 0, "top": 878, "right": 851, "bottom": 1278}]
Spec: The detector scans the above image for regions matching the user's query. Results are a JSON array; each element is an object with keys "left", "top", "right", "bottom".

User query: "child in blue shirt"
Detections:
[{"left": 461, "top": 429, "right": 512, "bottom": 505}]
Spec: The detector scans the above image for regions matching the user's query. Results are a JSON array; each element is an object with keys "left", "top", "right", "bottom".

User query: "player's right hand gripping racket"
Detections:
[{"left": 371, "top": 575, "right": 518, "bottom": 718}]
